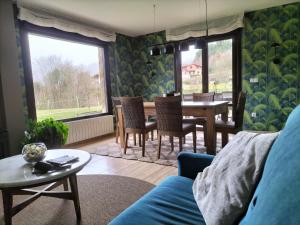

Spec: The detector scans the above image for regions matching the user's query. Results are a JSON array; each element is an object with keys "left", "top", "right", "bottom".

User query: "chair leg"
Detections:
[
  {"left": 139, "top": 134, "right": 142, "bottom": 147},
  {"left": 204, "top": 124, "right": 208, "bottom": 147},
  {"left": 183, "top": 136, "right": 186, "bottom": 144},
  {"left": 124, "top": 133, "right": 129, "bottom": 154},
  {"left": 133, "top": 133, "right": 137, "bottom": 146},
  {"left": 151, "top": 130, "right": 154, "bottom": 141},
  {"left": 115, "top": 125, "right": 119, "bottom": 143},
  {"left": 193, "top": 130, "right": 197, "bottom": 153},
  {"left": 221, "top": 132, "right": 228, "bottom": 147},
  {"left": 170, "top": 136, "right": 174, "bottom": 152},
  {"left": 142, "top": 132, "right": 146, "bottom": 157},
  {"left": 157, "top": 135, "right": 162, "bottom": 159},
  {"left": 179, "top": 137, "right": 183, "bottom": 152}
]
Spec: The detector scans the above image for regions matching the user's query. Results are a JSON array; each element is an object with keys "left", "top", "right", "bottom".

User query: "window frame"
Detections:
[
  {"left": 174, "top": 28, "right": 242, "bottom": 119},
  {"left": 19, "top": 21, "right": 112, "bottom": 122}
]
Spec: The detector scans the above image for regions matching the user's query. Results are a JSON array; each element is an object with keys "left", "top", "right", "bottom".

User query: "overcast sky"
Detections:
[{"left": 28, "top": 33, "right": 99, "bottom": 66}]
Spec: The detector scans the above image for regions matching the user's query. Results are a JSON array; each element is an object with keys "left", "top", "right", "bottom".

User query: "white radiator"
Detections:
[{"left": 65, "top": 115, "right": 114, "bottom": 144}]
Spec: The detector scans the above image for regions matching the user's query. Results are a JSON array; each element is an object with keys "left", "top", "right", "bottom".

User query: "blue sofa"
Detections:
[{"left": 109, "top": 105, "right": 300, "bottom": 225}]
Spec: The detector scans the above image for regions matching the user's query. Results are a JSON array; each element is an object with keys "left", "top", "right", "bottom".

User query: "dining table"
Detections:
[{"left": 116, "top": 101, "right": 229, "bottom": 155}]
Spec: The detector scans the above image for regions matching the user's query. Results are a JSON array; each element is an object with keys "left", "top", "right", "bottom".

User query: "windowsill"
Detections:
[{"left": 59, "top": 112, "right": 111, "bottom": 123}]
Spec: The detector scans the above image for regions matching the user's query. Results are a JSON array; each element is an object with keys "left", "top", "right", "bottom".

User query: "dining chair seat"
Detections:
[
  {"left": 215, "top": 120, "right": 235, "bottom": 129},
  {"left": 145, "top": 121, "right": 157, "bottom": 131},
  {"left": 182, "top": 123, "right": 195, "bottom": 133}
]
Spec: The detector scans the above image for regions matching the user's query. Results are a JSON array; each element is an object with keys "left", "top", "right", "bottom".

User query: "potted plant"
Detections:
[{"left": 22, "top": 118, "right": 69, "bottom": 149}]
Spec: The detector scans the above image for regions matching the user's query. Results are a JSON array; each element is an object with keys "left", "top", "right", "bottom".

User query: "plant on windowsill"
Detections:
[{"left": 22, "top": 118, "right": 69, "bottom": 149}]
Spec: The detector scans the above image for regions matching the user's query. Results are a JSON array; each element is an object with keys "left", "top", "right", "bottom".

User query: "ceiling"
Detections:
[{"left": 17, "top": 0, "right": 299, "bottom": 37}]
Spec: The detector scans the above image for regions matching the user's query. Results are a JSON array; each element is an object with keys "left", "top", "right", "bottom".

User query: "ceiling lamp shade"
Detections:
[
  {"left": 179, "top": 41, "right": 189, "bottom": 51},
  {"left": 150, "top": 46, "right": 161, "bottom": 56},
  {"left": 164, "top": 44, "right": 174, "bottom": 54}
]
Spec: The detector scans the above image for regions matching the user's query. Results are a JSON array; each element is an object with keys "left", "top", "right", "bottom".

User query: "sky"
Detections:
[
  {"left": 181, "top": 45, "right": 202, "bottom": 65},
  {"left": 28, "top": 33, "right": 99, "bottom": 66}
]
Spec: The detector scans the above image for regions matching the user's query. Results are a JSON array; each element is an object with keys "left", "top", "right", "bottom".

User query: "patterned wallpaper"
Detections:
[
  {"left": 109, "top": 31, "right": 175, "bottom": 100},
  {"left": 242, "top": 2, "right": 300, "bottom": 131}
]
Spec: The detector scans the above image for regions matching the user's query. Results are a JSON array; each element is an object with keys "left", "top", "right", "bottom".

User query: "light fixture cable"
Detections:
[
  {"left": 153, "top": 0, "right": 156, "bottom": 33},
  {"left": 205, "top": 0, "right": 208, "bottom": 36}
]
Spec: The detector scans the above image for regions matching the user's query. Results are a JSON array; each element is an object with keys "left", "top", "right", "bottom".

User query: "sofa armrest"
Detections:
[{"left": 177, "top": 152, "right": 214, "bottom": 180}]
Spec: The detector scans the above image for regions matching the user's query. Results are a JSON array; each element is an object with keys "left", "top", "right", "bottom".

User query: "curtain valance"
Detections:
[
  {"left": 166, "top": 14, "right": 244, "bottom": 41},
  {"left": 18, "top": 7, "right": 116, "bottom": 42}
]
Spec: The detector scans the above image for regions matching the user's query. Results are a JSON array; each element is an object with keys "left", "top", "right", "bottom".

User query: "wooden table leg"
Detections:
[
  {"left": 117, "top": 107, "right": 125, "bottom": 148},
  {"left": 221, "top": 107, "right": 229, "bottom": 147},
  {"left": 69, "top": 174, "right": 81, "bottom": 221},
  {"left": 2, "top": 190, "right": 12, "bottom": 225},
  {"left": 206, "top": 109, "right": 216, "bottom": 155},
  {"left": 62, "top": 178, "right": 69, "bottom": 191}
]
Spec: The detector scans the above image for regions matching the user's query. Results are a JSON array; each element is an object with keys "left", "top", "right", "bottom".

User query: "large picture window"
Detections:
[
  {"left": 177, "top": 29, "right": 241, "bottom": 114},
  {"left": 21, "top": 23, "right": 111, "bottom": 121}
]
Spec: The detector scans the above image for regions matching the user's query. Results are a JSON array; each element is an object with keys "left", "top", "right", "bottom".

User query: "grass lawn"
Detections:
[{"left": 37, "top": 106, "right": 103, "bottom": 121}]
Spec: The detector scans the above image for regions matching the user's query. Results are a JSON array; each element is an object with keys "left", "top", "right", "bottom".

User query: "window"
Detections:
[
  {"left": 181, "top": 46, "right": 202, "bottom": 94},
  {"left": 177, "top": 29, "right": 241, "bottom": 110},
  {"left": 208, "top": 39, "right": 233, "bottom": 101},
  {"left": 21, "top": 23, "right": 111, "bottom": 121}
]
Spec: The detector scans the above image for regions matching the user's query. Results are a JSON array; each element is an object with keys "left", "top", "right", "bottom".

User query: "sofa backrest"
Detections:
[{"left": 239, "top": 105, "right": 300, "bottom": 225}]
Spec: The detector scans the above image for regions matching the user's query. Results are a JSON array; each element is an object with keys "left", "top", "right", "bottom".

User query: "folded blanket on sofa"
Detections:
[{"left": 193, "top": 131, "right": 279, "bottom": 225}]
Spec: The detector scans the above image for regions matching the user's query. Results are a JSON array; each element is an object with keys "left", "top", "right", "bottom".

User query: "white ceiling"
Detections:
[{"left": 17, "top": 0, "right": 299, "bottom": 37}]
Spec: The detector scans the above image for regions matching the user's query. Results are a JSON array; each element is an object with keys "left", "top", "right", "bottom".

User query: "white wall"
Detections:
[{"left": 0, "top": 0, "right": 27, "bottom": 155}]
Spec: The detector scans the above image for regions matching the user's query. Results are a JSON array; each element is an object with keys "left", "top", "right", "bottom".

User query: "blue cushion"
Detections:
[
  {"left": 239, "top": 105, "right": 300, "bottom": 225},
  {"left": 109, "top": 176, "right": 206, "bottom": 225}
]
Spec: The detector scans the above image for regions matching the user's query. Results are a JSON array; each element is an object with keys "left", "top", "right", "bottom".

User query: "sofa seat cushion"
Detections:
[{"left": 109, "top": 176, "right": 206, "bottom": 225}]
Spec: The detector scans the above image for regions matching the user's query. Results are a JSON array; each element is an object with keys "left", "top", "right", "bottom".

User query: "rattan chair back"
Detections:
[
  {"left": 121, "top": 96, "right": 145, "bottom": 130},
  {"left": 193, "top": 92, "right": 214, "bottom": 101},
  {"left": 154, "top": 96, "right": 183, "bottom": 133},
  {"left": 235, "top": 92, "right": 246, "bottom": 129},
  {"left": 112, "top": 97, "right": 121, "bottom": 120}
]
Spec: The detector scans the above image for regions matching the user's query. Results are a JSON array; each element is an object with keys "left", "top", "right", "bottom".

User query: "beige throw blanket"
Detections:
[{"left": 193, "top": 131, "right": 279, "bottom": 225}]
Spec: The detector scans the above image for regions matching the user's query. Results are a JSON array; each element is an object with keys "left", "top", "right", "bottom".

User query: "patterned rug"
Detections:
[{"left": 93, "top": 132, "right": 224, "bottom": 167}]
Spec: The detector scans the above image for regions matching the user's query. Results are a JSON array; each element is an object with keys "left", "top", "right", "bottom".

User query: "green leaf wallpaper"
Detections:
[
  {"left": 109, "top": 31, "right": 175, "bottom": 101},
  {"left": 242, "top": 2, "right": 300, "bottom": 131}
]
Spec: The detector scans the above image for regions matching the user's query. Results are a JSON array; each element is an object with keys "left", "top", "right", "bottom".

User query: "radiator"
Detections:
[{"left": 65, "top": 115, "right": 114, "bottom": 144}]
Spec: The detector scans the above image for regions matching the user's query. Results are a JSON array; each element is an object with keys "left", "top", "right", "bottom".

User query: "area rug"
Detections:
[
  {"left": 0, "top": 175, "right": 154, "bottom": 225},
  {"left": 93, "top": 132, "right": 223, "bottom": 167}
]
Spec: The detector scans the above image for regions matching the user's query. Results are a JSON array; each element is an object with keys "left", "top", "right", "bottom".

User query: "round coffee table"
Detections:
[{"left": 0, "top": 149, "right": 91, "bottom": 225}]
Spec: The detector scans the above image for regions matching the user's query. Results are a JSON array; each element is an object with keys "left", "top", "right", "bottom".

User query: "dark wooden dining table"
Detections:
[{"left": 116, "top": 101, "right": 229, "bottom": 155}]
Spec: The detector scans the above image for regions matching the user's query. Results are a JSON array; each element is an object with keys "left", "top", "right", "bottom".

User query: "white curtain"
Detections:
[
  {"left": 18, "top": 7, "right": 116, "bottom": 42},
  {"left": 166, "top": 14, "right": 244, "bottom": 41}
]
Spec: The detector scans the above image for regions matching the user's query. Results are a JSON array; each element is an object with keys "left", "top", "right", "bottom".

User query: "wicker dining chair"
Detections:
[
  {"left": 183, "top": 92, "right": 215, "bottom": 147},
  {"left": 120, "top": 96, "right": 157, "bottom": 157},
  {"left": 155, "top": 96, "right": 196, "bottom": 159},
  {"left": 216, "top": 91, "right": 246, "bottom": 147}
]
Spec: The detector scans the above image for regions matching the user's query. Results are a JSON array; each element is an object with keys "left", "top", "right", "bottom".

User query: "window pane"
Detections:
[
  {"left": 181, "top": 45, "right": 202, "bottom": 95},
  {"left": 28, "top": 34, "right": 107, "bottom": 121},
  {"left": 208, "top": 39, "right": 232, "bottom": 102}
]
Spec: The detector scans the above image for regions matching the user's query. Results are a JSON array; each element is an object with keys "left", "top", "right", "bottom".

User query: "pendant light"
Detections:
[
  {"left": 164, "top": 43, "right": 174, "bottom": 54},
  {"left": 150, "top": 1, "right": 161, "bottom": 56}
]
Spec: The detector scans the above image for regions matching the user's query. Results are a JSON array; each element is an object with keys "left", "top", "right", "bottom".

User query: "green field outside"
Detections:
[{"left": 36, "top": 106, "right": 103, "bottom": 121}]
